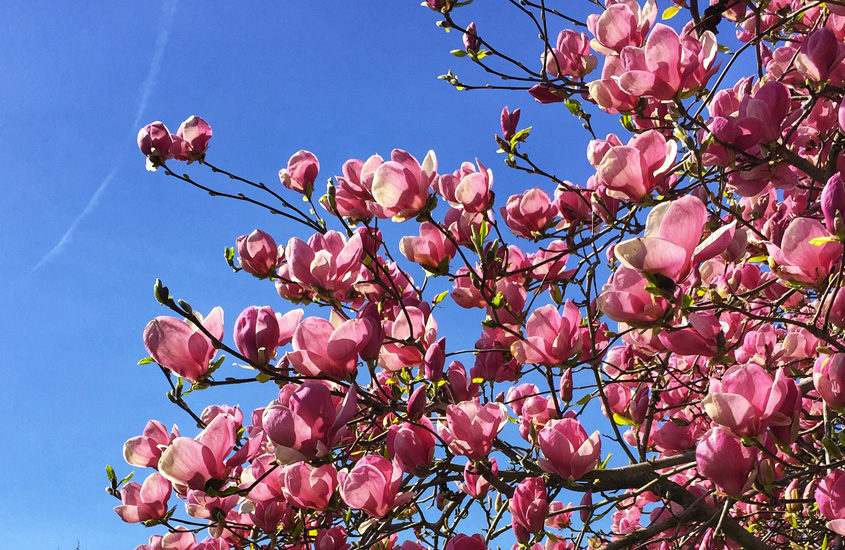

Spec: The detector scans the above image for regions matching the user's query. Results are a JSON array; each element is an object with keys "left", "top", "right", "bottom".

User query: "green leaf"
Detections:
[
  {"left": 255, "top": 373, "right": 272, "bottom": 383},
  {"left": 509, "top": 126, "right": 532, "bottom": 146},
  {"left": 471, "top": 377, "right": 485, "bottom": 384},
  {"left": 809, "top": 235, "right": 840, "bottom": 246},
  {"left": 432, "top": 289, "right": 450, "bottom": 306},
  {"left": 575, "top": 393, "right": 592, "bottom": 406},
  {"left": 565, "top": 99, "right": 582, "bottom": 116},
  {"left": 491, "top": 292, "right": 504, "bottom": 309},
  {"left": 106, "top": 465, "right": 117, "bottom": 485},
  {"left": 662, "top": 5, "right": 681, "bottom": 19},
  {"left": 137, "top": 356, "right": 154, "bottom": 365},
  {"left": 612, "top": 413, "right": 636, "bottom": 426},
  {"left": 119, "top": 472, "right": 134, "bottom": 485},
  {"left": 450, "top": 49, "right": 467, "bottom": 57},
  {"left": 620, "top": 114, "right": 635, "bottom": 132},
  {"left": 475, "top": 50, "right": 489, "bottom": 59},
  {"left": 746, "top": 255, "right": 768, "bottom": 263}
]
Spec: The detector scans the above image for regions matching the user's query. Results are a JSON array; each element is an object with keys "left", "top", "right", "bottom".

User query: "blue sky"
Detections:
[{"left": 0, "top": 2, "right": 615, "bottom": 548}]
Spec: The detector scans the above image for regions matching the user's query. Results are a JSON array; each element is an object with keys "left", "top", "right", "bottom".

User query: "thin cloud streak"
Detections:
[{"left": 28, "top": 0, "right": 179, "bottom": 278}]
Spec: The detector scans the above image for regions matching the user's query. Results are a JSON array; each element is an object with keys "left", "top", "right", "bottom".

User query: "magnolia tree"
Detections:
[{"left": 112, "top": 1, "right": 845, "bottom": 549}]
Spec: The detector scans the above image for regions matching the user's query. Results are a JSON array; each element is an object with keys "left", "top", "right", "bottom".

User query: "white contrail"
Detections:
[{"left": 28, "top": 0, "right": 179, "bottom": 276}]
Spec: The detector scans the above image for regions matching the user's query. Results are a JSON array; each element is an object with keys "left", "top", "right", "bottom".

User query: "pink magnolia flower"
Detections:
[
  {"left": 616, "top": 25, "right": 717, "bottom": 100},
  {"left": 702, "top": 364, "right": 797, "bottom": 437},
  {"left": 158, "top": 414, "right": 237, "bottom": 491},
  {"left": 447, "top": 360, "right": 481, "bottom": 402},
  {"left": 114, "top": 472, "right": 171, "bottom": 523},
  {"left": 546, "top": 500, "right": 573, "bottom": 529},
  {"left": 433, "top": 160, "right": 493, "bottom": 213},
  {"left": 236, "top": 229, "right": 283, "bottom": 277},
  {"left": 123, "top": 420, "right": 179, "bottom": 468},
  {"left": 500, "top": 106, "right": 521, "bottom": 141},
  {"left": 137, "top": 529, "right": 196, "bottom": 550},
  {"left": 262, "top": 382, "right": 357, "bottom": 461},
  {"left": 543, "top": 30, "right": 597, "bottom": 79},
  {"left": 614, "top": 195, "right": 735, "bottom": 282},
  {"left": 445, "top": 534, "right": 488, "bottom": 550},
  {"left": 766, "top": 217, "right": 843, "bottom": 286},
  {"left": 285, "top": 230, "right": 364, "bottom": 298},
  {"left": 795, "top": 28, "right": 845, "bottom": 83},
  {"left": 287, "top": 315, "right": 373, "bottom": 379},
  {"left": 137, "top": 121, "right": 173, "bottom": 162},
  {"left": 510, "top": 477, "right": 549, "bottom": 544},
  {"left": 814, "top": 354, "right": 845, "bottom": 410},
  {"left": 816, "top": 470, "right": 845, "bottom": 536},
  {"left": 279, "top": 150, "right": 319, "bottom": 196},
  {"left": 588, "top": 55, "right": 639, "bottom": 113},
  {"left": 379, "top": 302, "right": 438, "bottom": 371},
  {"left": 370, "top": 149, "right": 437, "bottom": 220},
  {"left": 501, "top": 188, "right": 556, "bottom": 239},
  {"left": 143, "top": 306, "right": 224, "bottom": 382},
  {"left": 587, "top": 0, "right": 657, "bottom": 55},
  {"left": 696, "top": 426, "right": 757, "bottom": 496},
  {"left": 822, "top": 173, "right": 845, "bottom": 237},
  {"left": 172, "top": 115, "right": 212, "bottom": 161},
  {"left": 337, "top": 455, "right": 408, "bottom": 518},
  {"left": 456, "top": 458, "right": 498, "bottom": 499},
  {"left": 463, "top": 21, "right": 480, "bottom": 52},
  {"left": 439, "top": 399, "right": 507, "bottom": 459},
  {"left": 511, "top": 302, "right": 583, "bottom": 366},
  {"left": 592, "top": 130, "right": 676, "bottom": 201},
  {"left": 597, "top": 267, "right": 668, "bottom": 324},
  {"left": 234, "top": 305, "right": 281, "bottom": 364},
  {"left": 386, "top": 418, "right": 436, "bottom": 473},
  {"left": 399, "top": 221, "right": 456, "bottom": 272},
  {"left": 657, "top": 311, "right": 723, "bottom": 357},
  {"left": 538, "top": 417, "right": 602, "bottom": 479},
  {"left": 315, "top": 527, "right": 349, "bottom": 550},
  {"left": 280, "top": 461, "right": 338, "bottom": 510}
]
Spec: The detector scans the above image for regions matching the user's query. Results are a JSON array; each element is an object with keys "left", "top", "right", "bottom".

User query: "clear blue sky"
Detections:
[{"left": 0, "top": 2, "right": 607, "bottom": 548}]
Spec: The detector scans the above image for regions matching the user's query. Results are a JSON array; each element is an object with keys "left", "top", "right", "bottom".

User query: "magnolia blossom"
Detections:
[
  {"left": 236, "top": 229, "right": 282, "bottom": 276},
  {"left": 280, "top": 461, "right": 338, "bottom": 510},
  {"left": 696, "top": 427, "right": 757, "bottom": 496},
  {"left": 591, "top": 130, "right": 676, "bottom": 201},
  {"left": 510, "top": 477, "right": 548, "bottom": 544},
  {"left": 158, "top": 414, "right": 237, "bottom": 491},
  {"left": 816, "top": 470, "right": 845, "bottom": 536},
  {"left": 538, "top": 418, "right": 601, "bottom": 479},
  {"left": 511, "top": 302, "right": 583, "bottom": 366},
  {"left": 439, "top": 399, "right": 507, "bottom": 459},
  {"left": 279, "top": 150, "right": 319, "bottom": 196},
  {"left": 114, "top": 472, "right": 171, "bottom": 523},
  {"left": 143, "top": 307, "right": 224, "bottom": 381},
  {"left": 337, "top": 455, "right": 408, "bottom": 518}
]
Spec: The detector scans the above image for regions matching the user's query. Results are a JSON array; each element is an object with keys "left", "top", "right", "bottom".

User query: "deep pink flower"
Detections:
[
  {"left": 445, "top": 534, "right": 488, "bottom": 550},
  {"left": 816, "top": 470, "right": 845, "bottom": 536},
  {"left": 285, "top": 230, "right": 364, "bottom": 297},
  {"left": 287, "top": 316, "right": 373, "bottom": 379},
  {"left": 702, "top": 364, "right": 796, "bottom": 437},
  {"left": 236, "top": 229, "right": 282, "bottom": 277},
  {"left": 500, "top": 106, "right": 521, "bottom": 141},
  {"left": 510, "top": 477, "right": 548, "bottom": 544},
  {"left": 174, "top": 115, "right": 212, "bottom": 160},
  {"left": 262, "top": 382, "right": 357, "bottom": 461},
  {"left": 593, "top": 130, "right": 676, "bottom": 201},
  {"left": 587, "top": 0, "right": 657, "bottom": 55},
  {"left": 399, "top": 221, "right": 456, "bottom": 271},
  {"left": 114, "top": 472, "right": 171, "bottom": 523},
  {"left": 234, "top": 305, "right": 281, "bottom": 364},
  {"left": 543, "top": 29, "right": 597, "bottom": 79},
  {"left": 766, "top": 217, "right": 843, "bottom": 286},
  {"left": 814, "top": 354, "right": 845, "bottom": 410},
  {"left": 337, "top": 455, "right": 408, "bottom": 518},
  {"left": 538, "top": 417, "right": 601, "bottom": 479},
  {"left": 279, "top": 150, "right": 319, "bottom": 196},
  {"left": 696, "top": 426, "right": 757, "bottom": 496},
  {"left": 280, "top": 461, "right": 338, "bottom": 510},
  {"left": 597, "top": 266, "right": 668, "bottom": 324},
  {"left": 386, "top": 418, "right": 437, "bottom": 473},
  {"left": 158, "top": 414, "right": 237, "bottom": 491},
  {"left": 370, "top": 149, "right": 437, "bottom": 220},
  {"left": 137, "top": 121, "right": 173, "bottom": 161},
  {"left": 501, "top": 188, "right": 556, "bottom": 239},
  {"left": 822, "top": 173, "right": 845, "bottom": 237},
  {"left": 123, "top": 420, "right": 178, "bottom": 468},
  {"left": 143, "top": 306, "right": 224, "bottom": 382},
  {"left": 439, "top": 399, "right": 507, "bottom": 459},
  {"left": 456, "top": 458, "right": 498, "bottom": 499},
  {"left": 511, "top": 302, "right": 583, "bottom": 367}
]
